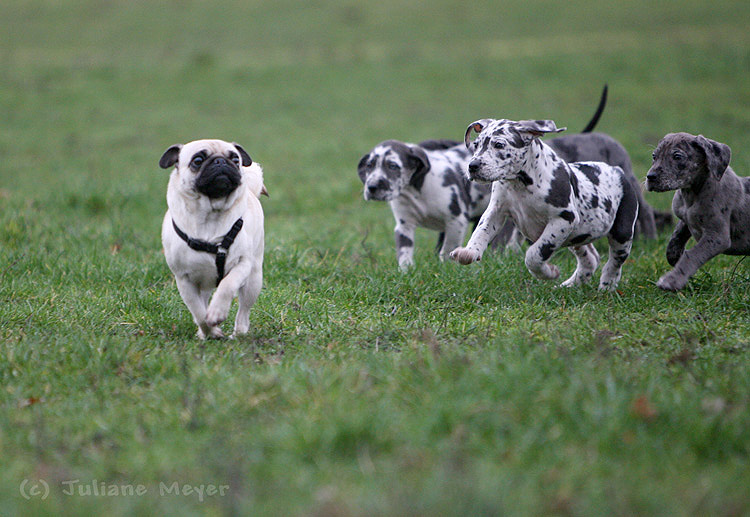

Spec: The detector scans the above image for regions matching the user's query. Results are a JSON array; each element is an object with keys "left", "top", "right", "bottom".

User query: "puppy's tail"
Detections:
[
  {"left": 244, "top": 163, "right": 269, "bottom": 198},
  {"left": 580, "top": 84, "right": 608, "bottom": 133}
]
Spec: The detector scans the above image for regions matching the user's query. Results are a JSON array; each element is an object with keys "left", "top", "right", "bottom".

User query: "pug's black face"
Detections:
[
  {"left": 159, "top": 140, "right": 253, "bottom": 200},
  {"left": 190, "top": 150, "right": 243, "bottom": 199}
]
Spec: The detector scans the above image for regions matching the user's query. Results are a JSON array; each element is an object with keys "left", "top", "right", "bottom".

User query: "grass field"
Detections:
[{"left": 2, "top": 0, "right": 750, "bottom": 515}]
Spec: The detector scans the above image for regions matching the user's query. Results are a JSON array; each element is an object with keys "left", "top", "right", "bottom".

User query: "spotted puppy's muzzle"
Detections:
[{"left": 195, "top": 156, "right": 242, "bottom": 199}]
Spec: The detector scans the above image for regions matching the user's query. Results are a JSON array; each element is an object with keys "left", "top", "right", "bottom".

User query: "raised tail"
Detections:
[{"left": 580, "top": 84, "right": 608, "bottom": 133}]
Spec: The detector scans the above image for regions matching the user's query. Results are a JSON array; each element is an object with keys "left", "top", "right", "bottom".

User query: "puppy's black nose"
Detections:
[
  {"left": 368, "top": 179, "right": 389, "bottom": 193},
  {"left": 646, "top": 171, "right": 658, "bottom": 182},
  {"left": 468, "top": 160, "right": 481, "bottom": 174}
]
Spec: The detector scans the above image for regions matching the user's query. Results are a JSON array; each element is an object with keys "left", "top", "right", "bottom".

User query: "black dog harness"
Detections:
[{"left": 172, "top": 218, "right": 244, "bottom": 286}]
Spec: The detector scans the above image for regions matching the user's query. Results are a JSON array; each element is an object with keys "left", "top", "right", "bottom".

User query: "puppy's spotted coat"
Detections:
[
  {"left": 358, "top": 139, "right": 490, "bottom": 269},
  {"left": 450, "top": 119, "right": 638, "bottom": 290}
]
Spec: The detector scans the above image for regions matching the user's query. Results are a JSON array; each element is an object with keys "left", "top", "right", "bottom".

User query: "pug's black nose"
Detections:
[{"left": 213, "top": 157, "right": 228, "bottom": 167}]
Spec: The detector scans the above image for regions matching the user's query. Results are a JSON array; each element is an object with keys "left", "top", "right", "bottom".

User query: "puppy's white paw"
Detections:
[
  {"left": 205, "top": 304, "right": 229, "bottom": 328},
  {"left": 531, "top": 263, "right": 560, "bottom": 280},
  {"left": 450, "top": 247, "right": 481, "bottom": 265},
  {"left": 197, "top": 326, "right": 225, "bottom": 340},
  {"left": 657, "top": 272, "right": 686, "bottom": 291},
  {"left": 233, "top": 322, "right": 249, "bottom": 337},
  {"left": 398, "top": 259, "right": 414, "bottom": 271}
]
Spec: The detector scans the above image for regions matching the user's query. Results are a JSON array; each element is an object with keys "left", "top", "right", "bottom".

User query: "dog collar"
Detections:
[{"left": 172, "top": 217, "right": 244, "bottom": 286}]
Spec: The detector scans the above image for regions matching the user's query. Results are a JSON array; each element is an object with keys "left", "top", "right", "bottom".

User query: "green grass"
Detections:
[{"left": 2, "top": 0, "right": 750, "bottom": 514}]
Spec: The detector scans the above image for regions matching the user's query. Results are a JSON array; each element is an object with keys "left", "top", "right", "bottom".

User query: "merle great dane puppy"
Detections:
[
  {"left": 358, "top": 86, "right": 659, "bottom": 269},
  {"left": 358, "top": 139, "right": 489, "bottom": 269},
  {"left": 646, "top": 133, "right": 749, "bottom": 291},
  {"left": 451, "top": 119, "right": 638, "bottom": 290}
]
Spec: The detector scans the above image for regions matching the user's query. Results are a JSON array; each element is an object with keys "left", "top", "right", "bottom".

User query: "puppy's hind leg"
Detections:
[
  {"left": 561, "top": 244, "right": 600, "bottom": 287},
  {"left": 599, "top": 237, "right": 632, "bottom": 290},
  {"left": 600, "top": 175, "right": 638, "bottom": 290},
  {"left": 232, "top": 267, "right": 262, "bottom": 338},
  {"left": 439, "top": 218, "right": 469, "bottom": 262}
]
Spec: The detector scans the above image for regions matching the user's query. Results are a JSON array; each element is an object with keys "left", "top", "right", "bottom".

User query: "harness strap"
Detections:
[{"left": 172, "top": 217, "right": 244, "bottom": 285}]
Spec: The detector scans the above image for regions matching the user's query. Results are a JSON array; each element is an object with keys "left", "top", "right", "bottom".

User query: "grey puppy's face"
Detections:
[
  {"left": 160, "top": 139, "right": 252, "bottom": 199},
  {"left": 357, "top": 140, "right": 429, "bottom": 201},
  {"left": 464, "top": 119, "right": 565, "bottom": 183},
  {"left": 646, "top": 133, "right": 731, "bottom": 192}
]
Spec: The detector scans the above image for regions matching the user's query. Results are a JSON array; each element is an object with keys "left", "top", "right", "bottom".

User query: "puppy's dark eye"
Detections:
[
  {"left": 672, "top": 151, "right": 684, "bottom": 161},
  {"left": 387, "top": 162, "right": 400, "bottom": 171},
  {"left": 493, "top": 141, "right": 505, "bottom": 150}
]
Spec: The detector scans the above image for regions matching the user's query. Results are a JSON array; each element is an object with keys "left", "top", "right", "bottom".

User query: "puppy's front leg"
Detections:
[
  {"left": 657, "top": 230, "right": 730, "bottom": 291},
  {"left": 174, "top": 276, "right": 224, "bottom": 339},
  {"left": 524, "top": 218, "right": 574, "bottom": 280},
  {"left": 450, "top": 186, "right": 506, "bottom": 265},
  {"left": 666, "top": 220, "right": 691, "bottom": 267},
  {"left": 394, "top": 222, "right": 416, "bottom": 270},
  {"left": 206, "top": 260, "right": 253, "bottom": 328}
]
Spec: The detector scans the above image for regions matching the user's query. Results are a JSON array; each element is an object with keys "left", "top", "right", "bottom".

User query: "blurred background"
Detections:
[{"left": 2, "top": 0, "right": 749, "bottom": 252}]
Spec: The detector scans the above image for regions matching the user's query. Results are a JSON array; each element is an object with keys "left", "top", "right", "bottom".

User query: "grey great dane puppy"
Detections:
[
  {"left": 358, "top": 86, "right": 660, "bottom": 268},
  {"left": 646, "top": 132, "right": 748, "bottom": 291},
  {"left": 451, "top": 119, "right": 638, "bottom": 290}
]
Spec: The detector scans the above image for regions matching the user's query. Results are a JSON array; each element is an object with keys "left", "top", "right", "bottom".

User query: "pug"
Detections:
[{"left": 159, "top": 139, "right": 267, "bottom": 339}]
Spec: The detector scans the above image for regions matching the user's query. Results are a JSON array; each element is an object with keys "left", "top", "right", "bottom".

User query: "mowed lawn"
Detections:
[{"left": 1, "top": 0, "right": 750, "bottom": 514}]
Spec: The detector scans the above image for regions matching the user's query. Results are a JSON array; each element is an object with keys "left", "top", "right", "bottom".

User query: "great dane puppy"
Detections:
[
  {"left": 358, "top": 86, "right": 662, "bottom": 269},
  {"left": 358, "top": 139, "right": 490, "bottom": 269},
  {"left": 646, "top": 132, "right": 748, "bottom": 291},
  {"left": 451, "top": 119, "right": 638, "bottom": 290}
]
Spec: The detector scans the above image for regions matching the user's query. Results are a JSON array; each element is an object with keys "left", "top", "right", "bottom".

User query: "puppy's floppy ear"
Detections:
[
  {"left": 695, "top": 135, "right": 731, "bottom": 180},
  {"left": 357, "top": 153, "right": 372, "bottom": 183},
  {"left": 159, "top": 144, "right": 182, "bottom": 169},
  {"left": 464, "top": 119, "right": 493, "bottom": 149},
  {"left": 407, "top": 144, "right": 431, "bottom": 189},
  {"left": 232, "top": 143, "right": 253, "bottom": 166},
  {"left": 516, "top": 120, "right": 567, "bottom": 137}
]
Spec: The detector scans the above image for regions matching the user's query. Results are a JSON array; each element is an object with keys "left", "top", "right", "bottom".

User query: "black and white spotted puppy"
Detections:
[
  {"left": 450, "top": 119, "right": 639, "bottom": 290},
  {"left": 358, "top": 139, "right": 490, "bottom": 269}
]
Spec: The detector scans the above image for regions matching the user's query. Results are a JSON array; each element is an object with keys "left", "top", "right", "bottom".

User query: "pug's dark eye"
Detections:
[
  {"left": 229, "top": 153, "right": 240, "bottom": 166},
  {"left": 191, "top": 156, "right": 204, "bottom": 168}
]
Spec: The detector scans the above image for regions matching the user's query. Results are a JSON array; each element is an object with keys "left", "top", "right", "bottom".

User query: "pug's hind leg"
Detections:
[{"left": 232, "top": 268, "right": 262, "bottom": 338}]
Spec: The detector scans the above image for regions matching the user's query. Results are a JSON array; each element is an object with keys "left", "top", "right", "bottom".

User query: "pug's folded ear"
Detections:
[
  {"left": 159, "top": 144, "right": 182, "bottom": 169},
  {"left": 232, "top": 143, "right": 253, "bottom": 166}
]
